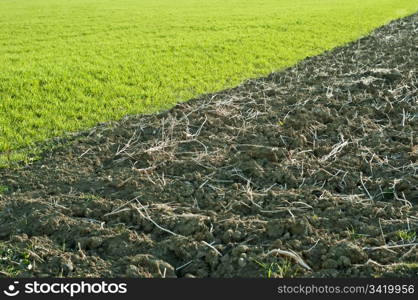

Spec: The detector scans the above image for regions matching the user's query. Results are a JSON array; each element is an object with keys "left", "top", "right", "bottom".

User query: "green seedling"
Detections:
[
  {"left": 253, "top": 258, "right": 298, "bottom": 278},
  {"left": 397, "top": 230, "right": 416, "bottom": 243}
]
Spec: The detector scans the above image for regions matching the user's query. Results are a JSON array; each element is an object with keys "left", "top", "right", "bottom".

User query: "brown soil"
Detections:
[{"left": 0, "top": 13, "right": 417, "bottom": 278}]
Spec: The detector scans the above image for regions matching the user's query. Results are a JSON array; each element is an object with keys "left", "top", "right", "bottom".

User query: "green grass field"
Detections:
[{"left": 1, "top": 0, "right": 417, "bottom": 158}]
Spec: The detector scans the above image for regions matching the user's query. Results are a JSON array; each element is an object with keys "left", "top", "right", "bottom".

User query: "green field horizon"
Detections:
[{"left": 1, "top": 0, "right": 417, "bottom": 158}]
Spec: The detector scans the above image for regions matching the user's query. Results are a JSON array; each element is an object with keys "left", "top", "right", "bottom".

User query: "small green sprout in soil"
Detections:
[
  {"left": 347, "top": 226, "right": 369, "bottom": 240},
  {"left": 397, "top": 230, "right": 416, "bottom": 243},
  {"left": 0, "top": 185, "right": 8, "bottom": 194},
  {"left": 253, "top": 258, "right": 299, "bottom": 278}
]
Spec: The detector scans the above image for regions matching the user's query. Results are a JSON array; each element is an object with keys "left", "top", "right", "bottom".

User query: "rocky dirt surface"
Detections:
[{"left": 0, "top": 13, "right": 417, "bottom": 278}]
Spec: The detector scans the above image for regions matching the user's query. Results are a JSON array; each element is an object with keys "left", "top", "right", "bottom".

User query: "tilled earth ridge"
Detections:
[{"left": 0, "top": 13, "right": 418, "bottom": 278}]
